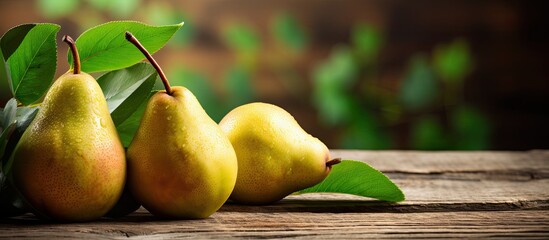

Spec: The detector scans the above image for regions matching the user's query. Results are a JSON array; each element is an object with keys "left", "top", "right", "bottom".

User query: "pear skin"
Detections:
[
  {"left": 11, "top": 36, "right": 125, "bottom": 221},
  {"left": 219, "top": 102, "right": 336, "bottom": 204},
  {"left": 125, "top": 32, "right": 237, "bottom": 219},
  {"left": 127, "top": 87, "right": 237, "bottom": 219}
]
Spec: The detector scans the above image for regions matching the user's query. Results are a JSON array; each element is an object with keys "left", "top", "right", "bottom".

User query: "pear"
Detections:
[
  {"left": 10, "top": 36, "right": 126, "bottom": 221},
  {"left": 125, "top": 32, "right": 237, "bottom": 219},
  {"left": 219, "top": 102, "right": 340, "bottom": 204}
]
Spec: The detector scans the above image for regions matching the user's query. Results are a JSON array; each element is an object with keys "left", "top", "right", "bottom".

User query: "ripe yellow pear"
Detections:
[
  {"left": 125, "top": 32, "right": 237, "bottom": 219},
  {"left": 11, "top": 36, "right": 126, "bottom": 221},
  {"left": 219, "top": 102, "right": 340, "bottom": 204}
]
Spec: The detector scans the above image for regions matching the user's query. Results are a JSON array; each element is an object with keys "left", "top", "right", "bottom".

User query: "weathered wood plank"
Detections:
[
  {"left": 326, "top": 150, "right": 549, "bottom": 212},
  {"left": 1, "top": 209, "right": 548, "bottom": 239},
  {"left": 331, "top": 150, "right": 549, "bottom": 173},
  {"left": 1, "top": 150, "right": 548, "bottom": 238}
]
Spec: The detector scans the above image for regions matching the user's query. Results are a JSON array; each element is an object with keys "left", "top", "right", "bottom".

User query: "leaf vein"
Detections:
[{"left": 12, "top": 26, "right": 58, "bottom": 99}]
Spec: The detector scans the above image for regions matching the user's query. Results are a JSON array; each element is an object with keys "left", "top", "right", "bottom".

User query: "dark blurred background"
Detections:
[{"left": 1, "top": 0, "right": 547, "bottom": 150}]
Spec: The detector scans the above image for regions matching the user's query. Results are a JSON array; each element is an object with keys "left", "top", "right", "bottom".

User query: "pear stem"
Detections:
[
  {"left": 125, "top": 31, "right": 173, "bottom": 95},
  {"left": 326, "top": 158, "right": 341, "bottom": 168},
  {"left": 62, "top": 35, "right": 80, "bottom": 74}
]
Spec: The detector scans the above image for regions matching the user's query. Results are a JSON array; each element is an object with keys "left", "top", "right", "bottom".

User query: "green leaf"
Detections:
[
  {"left": 399, "top": 54, "right": 437, "bottom": 110},
  {"left": 1, "top": 105, "right": 39, "bottom": 171},
  {"left": 1, "top": 98, "right": 17, "bottom": 129},
  {"left": 0, "top": 50, "right": 12, "bottom": 101},
  {"left": 0, "top": 24, "right": 35, "bottom": 60},
  {"left": 299, "top": 160, "right": 404, "bottom": 202},
  {"left": 433, "top": 39, "right": 472, "bottom": 83},
  {"left": 1, "top": 99, "right": 18, "bottom": 163},
  {"left": 352, "top": 23, "right": 382, "bottom": 62},
  {"left": 70, "top": 21, "right": 183, "bottom": 73},
  {"left": 0, "top": 123, "right": 16, "bottom": 168},
  {"left": 98, "top": 63, "right": 157, "bottom": 125},
  {"left": 272, "top": 13, "right": 308, "bottom": 50},
  {"left": 452, "top": 106, "right": 490, "bottom": 150},
  {"left": 37, "top": 0, "right": 79, "bottom": 18},
  {"left": 411, "top": 116, "right": 449, "bottom": 150},
  {"left": 116, "top": 93, "right": 151, "bottom": 147},
  {"left": 1, "top": 24, "right": 60, "bottom": 105}
]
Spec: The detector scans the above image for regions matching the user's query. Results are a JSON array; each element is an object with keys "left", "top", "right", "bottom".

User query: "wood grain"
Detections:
[
  {"left": 1, "top": 209, "right": 548, "bottom": 239},
  {"left": 1, "top": 150, "right": 548, "bottom": 238},
  {"left": 331, "top": 150, "right": 549, "bottom": 173}
]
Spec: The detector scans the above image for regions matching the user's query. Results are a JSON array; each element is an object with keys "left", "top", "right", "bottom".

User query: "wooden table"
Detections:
[{"left": 1, "top": 150, "right": 548, "bottom": 238}]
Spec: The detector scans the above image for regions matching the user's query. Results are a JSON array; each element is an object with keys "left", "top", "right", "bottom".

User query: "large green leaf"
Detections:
[
  {"left": 116, "top": 93, "right": 151, "bottom": 147},
  {"left": 0, "top": 24, "right": 35, "bottom": 59},
  {"left": 299, "top": 160, "right": 404, "bottom": 202},
  {"left": 1, "top": 24, "right": 60, "bottom": 105},
  {"left": 1, "top": 105, "right": 39, "bottom": 172},
  {"left": 0, "top": 124, "right": 16, "bottom": 170},
  {"left": 70, "top": 21, "right": 183, "bottom": 73},
  {"left": 0, "top": 99, "right": 18, "bottom": 167},
  {"left": 0, "top": 50, "right": 12, "bottom": 101},
  {"left": 97, "top": 63, "right": 157, "bottom": 125},
  {"left": 0, "top": 98, "right": 17, "bottom": 130}
]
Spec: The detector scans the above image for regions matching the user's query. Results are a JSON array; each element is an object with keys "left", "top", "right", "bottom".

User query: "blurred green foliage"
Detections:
[
  {"left": 223, "top": 24, "right": 260, "bottom": 71},
  {"left": 412, "top": 116, "right": 449, "bottom": 150},
  {"left": 434, "top": 39, "right": 473, "bottom": 84},
  {"left": 37, "top": 0, "right": 139, "bottom": 19},
  {"left": 352, "top": 24, "right": 383, "bottom": 63},
  {"left": 37, "top": 0, "right": 79, "bottom": 18},
  {"left": 313, "top": 47, "right": 358, "bottom": 126},
  {"left": 312, "top": 23, "right": 490, "bottom": 150},
  {"left": 145, "top": 3, "right": 194, "bottom": 47},
  {"left": 225, "top": 66, "right": 254, "bottom": 111},
  {"left": 311, "top": 25, "right": 392, "bottom": 149},
  {"left": 399, "top": 55, "right": 437, "bottom": 111},
  {"left": 164, "top": 68, "right": 225, "bottom": 122},
  {"left": 27, "top": 1, "right": 491, "bottom": 150},
  {"left": 272, "top": 13, "right": 308, "bottom": 51}
]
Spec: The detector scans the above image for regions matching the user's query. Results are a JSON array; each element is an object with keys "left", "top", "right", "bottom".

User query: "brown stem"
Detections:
[
  {"left": 125, "top": 31, "right": 172, "bottom": 95},
  {"left": 62, "top": 35, "right": 80, "bottom": 74},
  {"left": 326, "top": 158, "right": 341, "bottom": 168}
]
